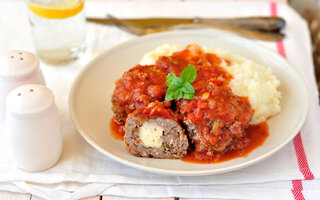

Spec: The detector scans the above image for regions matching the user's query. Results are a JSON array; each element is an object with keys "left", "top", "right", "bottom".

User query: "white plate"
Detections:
[{"left": 69, "top": 30, "right": 308, "bottom": 176}]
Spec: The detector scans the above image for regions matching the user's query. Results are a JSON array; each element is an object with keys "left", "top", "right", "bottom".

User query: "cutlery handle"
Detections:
[
  {"left": 195, "top": 17, "right": 286, "bottom": 32},
  {"left": 164, "top": 24, "right": 285, "bottom": 41},
  {"left": 87, "top": 17, "right": 286, "bottom": 32}
]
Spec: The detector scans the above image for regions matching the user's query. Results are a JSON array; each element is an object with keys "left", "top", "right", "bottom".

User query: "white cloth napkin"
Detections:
[{"left": 0, "top": 1, "right": 320, "bottom": 200}]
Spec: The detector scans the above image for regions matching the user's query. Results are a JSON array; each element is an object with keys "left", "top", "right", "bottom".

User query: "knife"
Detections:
[{"left": 87, "top": 16, "right": 285, "bottom": 32}]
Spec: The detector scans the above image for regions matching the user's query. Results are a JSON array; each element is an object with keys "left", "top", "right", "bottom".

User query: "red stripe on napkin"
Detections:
[
  {"left": 270, "top": 2, "right": 277, "bottom": 16},
  {"left": 270, "top": 1, "right": 314, "bottom": 180},
  {"left": 270, "top": 2, "right": 287, "bottom": 58},
  {"left": 293, "top": 133, "right": 315, "bottom": 179},
  {"left": 270, "top": 2, "right": 314, "bottom": 199},
  {"left": 291, "top": 180, "right": 305, "bottom": 200},
  {"left": 291, "top": 133, "right": 314, "bottom": 199}
]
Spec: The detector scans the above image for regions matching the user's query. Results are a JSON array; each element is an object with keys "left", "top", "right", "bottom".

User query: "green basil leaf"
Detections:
[
  {"left": 181, "top": 65, "right": 197, "bottom": 83},
  {"left": 165, "top": 85, "right": 183, "bottom": 100},
  {"left": 182, "top": 82, "right": 195, "bottom": 94},
  {"left": 166, "top": 73, "right": 177, "bottom": 86},
  {"left": 165, "top": 65, "right": 197, "bottom": 101},
  {"left": 182, "top": 92, "right": 195, "bottom": 99}
]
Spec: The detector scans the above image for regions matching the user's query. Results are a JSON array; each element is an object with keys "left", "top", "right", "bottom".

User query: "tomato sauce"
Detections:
[
  {"left": 130, "top": 102, "right": 177, "bottom": 120},
  {"left": 111, "top": 44, "right": 270, "bottom": 164},
  {"left": 156, "top": 45, "right": 232, "bottom": 86},
  {"left": 111, "top": 64, "right": 168, "bottom": 123},
  {"left": 181, "top": 122, "right": 269, "bottom": 164},
  {"left": 110, "top": 116, "right": 125, "bottom": 141}
]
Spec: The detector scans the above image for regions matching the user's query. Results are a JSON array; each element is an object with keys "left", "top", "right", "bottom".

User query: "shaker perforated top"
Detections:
[
  {"left": 0, "top": 50, "right": 40, "bottom": 78},
  {"left": 6, "top": 84, "right": 55, "bottom": 115}
]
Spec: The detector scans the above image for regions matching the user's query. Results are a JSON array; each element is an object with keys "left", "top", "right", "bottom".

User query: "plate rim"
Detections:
[{"left": 69, "top": 29, "right": 309, "bottom": 176}]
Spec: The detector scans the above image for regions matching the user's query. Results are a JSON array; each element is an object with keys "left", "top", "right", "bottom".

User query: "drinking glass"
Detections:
[{"left": 26, "top": 0, "right": 86, "bottom": 65}]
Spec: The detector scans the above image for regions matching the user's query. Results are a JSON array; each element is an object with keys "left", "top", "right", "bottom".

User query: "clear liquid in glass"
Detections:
[{"left": 27, "top": 0, "right": 86, "bottom": 65}]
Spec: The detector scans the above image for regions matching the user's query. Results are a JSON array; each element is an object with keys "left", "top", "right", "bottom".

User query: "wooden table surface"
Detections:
[
  {"left": 0, "top": 0, "right": 286, "bottom": 199},
  {"left": 0, "top": 191, "right": 182, "bottom": 200},
  {"left": 1, "top": 191, "right": 222, "bottom": 200}
]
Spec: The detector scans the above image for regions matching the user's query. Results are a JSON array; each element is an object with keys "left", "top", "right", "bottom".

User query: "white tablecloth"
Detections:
[{"left": 0, "top": 1, "right": 320, "bottom": 200}]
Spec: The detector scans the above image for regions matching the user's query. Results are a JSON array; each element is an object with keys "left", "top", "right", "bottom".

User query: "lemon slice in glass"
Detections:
[{"left": 27, "top": 0, "right": 84, "bottom": 19}]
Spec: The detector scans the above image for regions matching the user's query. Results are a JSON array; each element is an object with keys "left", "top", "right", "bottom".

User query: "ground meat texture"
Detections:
[
  {"left": 180, "top": 84, "right": 254, "bottom": 155},
  {"left": 111, "top": 65, "right": 167, "bottom": 124},
  {"left": 124, "top": 104, "right": 189, "bottom": 159}
]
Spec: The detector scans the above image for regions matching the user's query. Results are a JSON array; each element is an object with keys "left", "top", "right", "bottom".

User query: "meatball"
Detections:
[
  {"left": 156, "top": 44, "right": 205, "bottom": 75},
  {"left": 156, "top": 44, "right": 225, "bottom": 76},
  {"left": 124, "top": 102, "right": 189, "bottom": 159},
  {"left": 111, "top": 65, "right": 167, "bottom": 124},
  {"left": 179, "top": 85, "right": 253, "bottom": 155}
]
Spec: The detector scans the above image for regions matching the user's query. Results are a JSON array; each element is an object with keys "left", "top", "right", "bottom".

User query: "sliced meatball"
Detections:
[
  {"left": 180, "top": 85, "right": 253, "bottom": 155},
  {"left": 111, "top": 65, "right": 167, "bottom": 124},
  {"left": 124, "top": 102, "right": 189, "bottom": 159}
]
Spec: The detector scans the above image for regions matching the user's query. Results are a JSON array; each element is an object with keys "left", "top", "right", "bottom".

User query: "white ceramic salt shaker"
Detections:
[
  {"left": 0, "top": 50, "right": 45, "bottom": 124},
  {"left": 5, "top": 84, "right": 63, "bottom": 172}
]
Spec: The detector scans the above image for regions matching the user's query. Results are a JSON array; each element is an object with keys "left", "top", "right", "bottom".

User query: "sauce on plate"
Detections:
[
  {"left": 181, "top": 122, "right": 269, "bottom": 164},
  {"left": 110, "top": 116, "right": 125, "bottom": 141},
  {"left": 110, "top": 117, "right": 269, "bottom": 164}
]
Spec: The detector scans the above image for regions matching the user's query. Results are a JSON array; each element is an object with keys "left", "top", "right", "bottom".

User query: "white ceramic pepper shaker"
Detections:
[
  {"left": 5, "top": 84, "right": 63, "bottom": 172},
  {"left": 0, "top": 50, "right": 45, "bottom": 124}
]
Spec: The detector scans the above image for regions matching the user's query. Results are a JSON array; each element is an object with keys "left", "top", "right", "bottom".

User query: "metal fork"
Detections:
[
  {"left": 107, "top": 14, "right": 150, "bottom": 35},
  {"left": 107, "top": 14, "right": 285, "bottom": 41}
]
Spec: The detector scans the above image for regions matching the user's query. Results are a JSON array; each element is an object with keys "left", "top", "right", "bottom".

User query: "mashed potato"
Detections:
[{"left": 140, "top": 44, "right": 281, "bottom": 124}]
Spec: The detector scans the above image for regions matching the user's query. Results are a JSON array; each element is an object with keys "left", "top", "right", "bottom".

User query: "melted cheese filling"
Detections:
[{"left": 139, "top": 122, "right": 163, "bottom": 148}]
